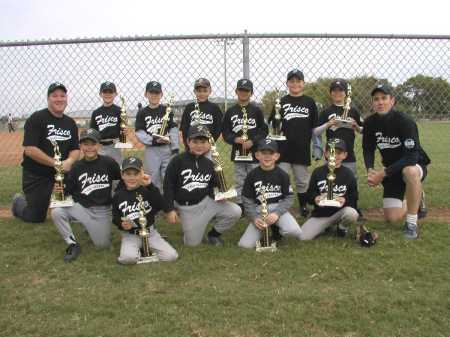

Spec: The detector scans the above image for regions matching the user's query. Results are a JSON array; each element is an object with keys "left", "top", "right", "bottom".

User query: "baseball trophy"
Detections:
[
  {"left": 335, "top": 83, "right": 354, "bottom": 129},
  {"left": 268, "top": 89, "right": 286, "bottom": 141},
  {"left": 49, "top": 140, "right": 73, "bottom": 208},
  {"left": 318, "top": 140, "right": 341, "bottom": 207},
  {"left": 191, "top": 97, "right": 202, "bottom": 126},
  {"left": 135, "top": 193, "right": 159, "bottom": 264},
  {"left": 115, "top": 95, "right": 133, "bottom": 149},
  {"left": 256, "top": 187, "right": 277, "bottom": 253},
  {"left": 153, "top": 93, "right": 174, "bottom": 143},
  {"left": 208, "top": 132, "right": 237, "bottom": 201},
  {"left": 234, "top": 105, "right": 254, "bottom": 162}
]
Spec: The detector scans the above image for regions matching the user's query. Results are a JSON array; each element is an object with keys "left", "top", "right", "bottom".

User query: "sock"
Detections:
[
  {"left": 208, "top": 228, "right": 222, "bottom": 237},
  {"left": 406, "top": 214, "right": 418, "bottom": 225}
]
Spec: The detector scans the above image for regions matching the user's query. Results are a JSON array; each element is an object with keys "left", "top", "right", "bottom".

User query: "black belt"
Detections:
[
  {"left": 100, "top": 140, "right": 114, "bottom": 146},
  {"left": 177, "top": 197, "right": 206, "bottom": 206}
]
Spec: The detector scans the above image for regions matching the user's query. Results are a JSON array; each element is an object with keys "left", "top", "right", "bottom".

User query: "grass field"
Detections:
[{"left": 0, "top": 122, "right": 449, "bottom": 337}]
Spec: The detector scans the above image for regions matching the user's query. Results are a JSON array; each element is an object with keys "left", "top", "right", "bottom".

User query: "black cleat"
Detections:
[
  {"left": 64, "top": 243, "right": 81, "bottom": 262},
  {"left": 300, "top": 207, "right": 309, "bottom": 218},
  {"left": 336, "top": 224, "right": 349, "bottom": 238},
  {"left": 206, "top": 233, "right": 224, "bottom": 246},
  {"left": 11, "top": 193, "right": 26, "bottom": 218},
  {"left": 270, "top": 226, "right": 283, "bottom": 243}
]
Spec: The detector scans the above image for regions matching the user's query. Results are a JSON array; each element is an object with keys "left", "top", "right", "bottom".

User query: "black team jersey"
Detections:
[
  {"left": 22, "top": 108, "right": 79, "bottom": 176},
  {"left": 362, "top": 109, "right": 430, "bottom": 176},
  {"left": 307, "top": 164, "right": 358, "bottom": 218},
  {"left": 90, "top": 104, "right": 121, "bottom": 141},
  {"left": 268, "top": 94, "right": 318, "bottom": 165},
  {"left": 65, "top": 155, "right": 121, "bottom": 208},
  {"left": 319, "top": 104, "right": 364, "bottom": 163},
  {"left": 135, "top": 105, "right": 177, "bottom": 146},
  {"left": 180, "top": 100, "right": 223, "bottom": 146},
  {"left": 112, "top": 184, "right": 169, "bottom": 234},
  {"left": 222, "top": 102, "right": 268, "bottom": 162},
  {"left": 163, "top": 151, "right": 216, "bottom": 210}
]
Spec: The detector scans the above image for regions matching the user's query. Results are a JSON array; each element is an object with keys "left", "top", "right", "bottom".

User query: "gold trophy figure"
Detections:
[
  {"left": 318, "top": 140, "right": 341, "bottom": 207},
  {"left": 268, "top": 89, "right": 286, "bottom": 141},
  {"left": 335, "top": 83, "right": 354, "bottom": 129},
  {"left": 154, "top": 94, "right": 175, "bottom": 143},
  {"left": 49, "top": 140, "right": 73, "bottom": 208},
  {"left": 208, "top": 132, "right": 237, "bottom": 201},
  {"left": 234, "top": 106, "right": 254, "bottom": 162},
  {"left": 191, "top": 97, "right": 202, "bottom": 126},
  {"left": 135, "top": 194, "right": 159, "bottom": 264},
  {"left": 115, "top": 95, "right": 133, "bottom": 149},
  {"left": 256, "top": 187, "right": 277, "bottom": 252}
]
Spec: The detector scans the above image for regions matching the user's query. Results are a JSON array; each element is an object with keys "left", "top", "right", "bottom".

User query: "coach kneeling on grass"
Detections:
[{"left": 12, "top": 82, "right": 80, "bottom": 223}]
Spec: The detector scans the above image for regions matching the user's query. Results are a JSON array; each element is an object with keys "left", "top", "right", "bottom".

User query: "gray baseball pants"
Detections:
[
  {"left": 143, "top": 145, "right": 172, "bottom": 191},
  {"left": 51, "top": 202, "right": 112, "bottom": 248},
  {"left": 99, "top": 144, "right": 122, "bottom": 165},
  {"left": 300, "top": 207, "right": 358, "bottom": 240},
  {"left": 118, "top": 227, "right": 178, "bottom": 264},
  {"left": 238, "top": 203, "right": 302, "bottom": 248},
  {"left": 279, "top": 162, "right": 310, "bottom": 193},
  {"left": 234, "top": 162, "right": 258, "bottom": 204},
  {"left": 175, "top": 196, "right": 242, "bottom": 246}
]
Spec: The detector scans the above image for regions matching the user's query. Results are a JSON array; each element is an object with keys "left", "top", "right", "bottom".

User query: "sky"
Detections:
[{"left": 1, "top": 0, "right": 449, "bottom": 41}]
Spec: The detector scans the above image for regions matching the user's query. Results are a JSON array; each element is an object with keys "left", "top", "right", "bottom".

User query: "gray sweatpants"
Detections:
[
  {"left": 118, "top": 227, "right": 178, "bottom": 264},
  {"left": 300, "top": 207, "right": 358, "bottom": 240},
  {"left": 238, "top": 203, "right": 302, "bottom": 248},
  {"left": 51, "top": 203, "right": 112, "bottom": 248},
  {"left": 99, "top": 144, "right": 122, "bottom": 165},
  {"left": 234, "top": 162, "right": 258, "bottom": 204},
  {"left": 143, "top": 145, "right": 172, "bottom": 191},
  {"left": 175, "top": 196, "right": 242, "bottom": 246},
  {"left": 279, "top": 162, "right": 310, "bottom": 193}
]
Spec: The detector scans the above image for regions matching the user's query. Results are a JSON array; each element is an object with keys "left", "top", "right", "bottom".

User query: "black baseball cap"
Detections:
[
  {"left": 188, "top": 125, "right": 209, "bottom": 139},
  {"left": 194, "top": 78, "right": 211, "bottom": 89},
  {"left": 121, "top": 156, "right": 143, "bottom": 171},
  {"left": 47, "top": 82, "right": 67, "bottom": 96},
  {"left": 371, "top": 84, "right": 393, "bottom": 96},
  {"left": 100, "top": 81, "right": 117, "bottom": 93},
  {"left": 326, "top": 138, "right": 347, "bottom": 152},
  {"left": 146, "top": 81, "right": 162, "bottom": 93},
  {"left": 330, "top": 79, "right": 348, "bottom": 92},
  {"left": 79, "top": 128, "right": 100, "bottom": 143},
  {"left": 236, "top": 78, "right": 253, "bottom": 92},
  {"left": 257, "top": 138, "right": 279, "bottom": 152},
  {"left": 287, "top": 69, "right": 304, "bottom": 81}
]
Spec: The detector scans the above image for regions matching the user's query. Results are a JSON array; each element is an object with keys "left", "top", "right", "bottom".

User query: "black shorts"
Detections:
[{"left": 382, "top": 164, "right": 428, "bottom": 201}]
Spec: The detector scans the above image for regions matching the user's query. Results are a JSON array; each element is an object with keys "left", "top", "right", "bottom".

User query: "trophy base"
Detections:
[
  {"left": 215, "top": 188, "right": 237, "bottom": 201},
  {"left": 318, "top": 199, "right": 342, "bottom": 208},
  {"left": 153, "top": 134, "right": 170, "bottom": 143},
  {"left": 267, "top": 135, "right": 286, "bottom": 141},
  {"left": 49, "top": 196, "right": 74, "bottom": 209},
  {"left": 137, "top": 254, "right": 159, "bottom": 264},
  {"left": 235, "top": 155, "right": 254, "bottom": 162},
  {"left": 256, "top": 241, "right": 278, "bottom": 253},
  {"left": 115, "top": 142, "right": 133, "bottom": 149}
]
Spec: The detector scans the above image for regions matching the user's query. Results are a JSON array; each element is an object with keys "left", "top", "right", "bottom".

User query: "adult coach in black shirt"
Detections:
[
  {"left": 12, "top": 82, "right": 80, "bottom": 223},
  {"left": 363, "top": 84, "right": 430, "bottom": 240}
]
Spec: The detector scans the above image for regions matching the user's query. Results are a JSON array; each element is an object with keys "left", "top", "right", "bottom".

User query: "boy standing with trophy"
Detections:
[
  {"left": 112, "top": 156, "right": 178, "bottom": 264},
  {"left": 90, "top": 81, "right": 123, "bottom": 164},
  {"left": 135, "top": 81, "right": 179, "bottom": 190},
  {"left": 180, "top": 78, "right": 223, "bottom": 148},
  {"left": 12, "top": 83, "right": 80, "bottom": 223},
  {"left": 300, "top": 139, "right": 358, "bottom": 240},
  {"left": 222, "top": 79, "right": 268, "bottom": 210},
  {"left": 363, "top": 84, "right": 430, "bottom": 239},
  {"left": 238, "top": 139, "right": 302, "bottom": 249},
  {"left": 164, "top": 125, "right": 241, "bottom": 247},
  {"left": 51, "top": 129, "right": 121, "bottom": 262}
]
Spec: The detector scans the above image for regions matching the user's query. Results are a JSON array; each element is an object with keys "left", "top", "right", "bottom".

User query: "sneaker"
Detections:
[
  {"left": 206, "top": 233, "right": 224, "bottom": 246},
  {"left": 336, "top": 224, "right": 349, "bottom": 238},
  {"left": 300, "top": 207, "right": 309, "bottom": 218},
  {"left": 403, "top": 222, "right": 418, "bottom": 240},
  {"left": 418, "top": 192, "right": 427, "bottom": 219},
  {"left": 11, "top": 193, "right": 26, "bottom": 218},
  {"left": 64, "top": 243, "right": 81, "bottom": 262}
]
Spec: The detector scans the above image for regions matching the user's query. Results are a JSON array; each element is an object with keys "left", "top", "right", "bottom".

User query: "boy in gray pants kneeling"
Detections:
[
  {"left": 238, "top": 139, "right": 302, "bottom": 248},
  {"left": 51, "top": 129, "right": 121, "bottom": 262},
  {"left": 164, "top": 125, "right": 241, "bottom": 247}
]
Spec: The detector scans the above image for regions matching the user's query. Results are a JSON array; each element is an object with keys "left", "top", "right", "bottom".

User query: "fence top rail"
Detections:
[{"left": 1, "top": 33, "right": 449, "bottom": 47}]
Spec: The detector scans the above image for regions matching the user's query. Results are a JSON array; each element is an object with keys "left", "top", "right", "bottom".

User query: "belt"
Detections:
[
  {"left": 177, "top": 197, "right": 206, "bottom": 206},
  {"left": 100, "top": 139, "right": 115, "bottom": 146}
]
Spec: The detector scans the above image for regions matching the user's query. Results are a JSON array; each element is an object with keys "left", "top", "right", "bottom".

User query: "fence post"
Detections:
[{"left": 242, "top": 30, "right": 250, "bottom": 79}]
